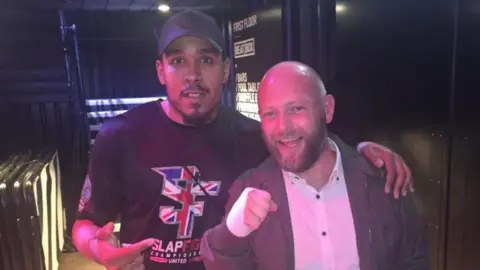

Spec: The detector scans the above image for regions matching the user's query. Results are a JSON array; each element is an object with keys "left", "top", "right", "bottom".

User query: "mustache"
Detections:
[
  {"left": 275, "top": 129, "right": 300, "bottom": 140},
  {"left": 181, "top": 84, "right": 208, "bottom": 94}
]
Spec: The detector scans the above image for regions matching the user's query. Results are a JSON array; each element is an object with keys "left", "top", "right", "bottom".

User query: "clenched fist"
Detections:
[{"left": 226, "top": 187, "right": 278, "bottom": 237}]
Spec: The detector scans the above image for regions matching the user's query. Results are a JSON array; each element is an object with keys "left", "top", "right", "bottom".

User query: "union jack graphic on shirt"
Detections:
[{"left": 152, "top": 166, "right": 221, "bottom": 239}]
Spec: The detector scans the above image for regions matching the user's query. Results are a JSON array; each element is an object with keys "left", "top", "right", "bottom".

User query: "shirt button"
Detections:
[
  {"left": 322, "top": 231, "right": 327, "bottom": 236},
  {"left": 316, "top": 194, "right": 320, "bottom": 199}
]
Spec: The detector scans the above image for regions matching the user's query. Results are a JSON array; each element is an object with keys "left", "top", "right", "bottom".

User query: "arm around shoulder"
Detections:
[
  {"left": 398, "top": 193, "right": 430, "bottom": 270},
  {"left": 201, "top": 169, "right": 255, "bottom": 270}
]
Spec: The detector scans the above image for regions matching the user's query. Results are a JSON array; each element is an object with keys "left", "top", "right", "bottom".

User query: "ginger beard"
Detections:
[{"left": 263, "top": 113, "right": 328, "bottom": 173}]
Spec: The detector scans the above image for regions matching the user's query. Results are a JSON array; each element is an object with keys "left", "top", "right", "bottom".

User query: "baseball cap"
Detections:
[{"left": 154, "top": 9, "right": 226, "bottom": 56}]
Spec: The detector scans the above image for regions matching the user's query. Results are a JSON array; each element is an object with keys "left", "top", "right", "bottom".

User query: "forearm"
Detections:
[{"left": 72, "top": 219, "right": 102, "bottom": 262}]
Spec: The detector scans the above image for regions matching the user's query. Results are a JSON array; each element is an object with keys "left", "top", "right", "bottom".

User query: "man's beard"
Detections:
[
  {"left": 167, "top": 82, "right": 220, "bottom": 126},
  {"left": 266, "top": 116, "right": 328, "bottom": 173},
  {"left": 169, "top": 98, "right": 219, "bottom": 126}
]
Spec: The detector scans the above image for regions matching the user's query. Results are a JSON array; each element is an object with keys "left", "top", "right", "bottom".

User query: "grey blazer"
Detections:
[{"left": 200, "top": 135, "right": 430, "bottom": 270}]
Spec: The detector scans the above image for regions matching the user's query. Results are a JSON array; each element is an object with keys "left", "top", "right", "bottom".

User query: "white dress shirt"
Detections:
[{"left": 282, "top": 138, "right": 360, "bottom": 270}]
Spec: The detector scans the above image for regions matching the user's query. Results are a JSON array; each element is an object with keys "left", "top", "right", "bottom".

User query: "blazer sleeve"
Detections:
[
  {"left": 398, "top": 193, "right": 431, "bottom": 270},
  {"left": 200, "top": 169, "right": 255, "bottom": 270}
]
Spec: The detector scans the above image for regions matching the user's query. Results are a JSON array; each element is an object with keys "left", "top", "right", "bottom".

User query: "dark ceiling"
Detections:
[
  {"left": 62, "top": 0, "right": 234, "bottom": 11},
  {"left": 0, "top": 0, "right": 248, "bottom": 11}
]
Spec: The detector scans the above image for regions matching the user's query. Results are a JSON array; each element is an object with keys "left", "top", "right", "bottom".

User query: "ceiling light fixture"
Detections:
[
  {"left": 158, "top": 4, "right": 170, "bottom": 12},
  {"left": 336, "top": 4, "right": 346, "bottom": 13}
]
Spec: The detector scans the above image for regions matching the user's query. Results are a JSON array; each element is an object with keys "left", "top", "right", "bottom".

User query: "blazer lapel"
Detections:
[
  {"left": 334, "top": 136, "right": 375, "bottom": 270},
  {"left": 256, "top": 136, "right": 378, "bottom": 270},
  {"left": 258, "top": 158, "right": 296, "bottom": 270}
]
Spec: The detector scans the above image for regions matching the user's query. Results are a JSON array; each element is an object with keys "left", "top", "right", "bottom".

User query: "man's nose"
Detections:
[
  {"left": 275, "top": 113, "right": 292, "bottom": 134},
  {"left": 185, "top": 62, "right": 201, "bottom": 83}
]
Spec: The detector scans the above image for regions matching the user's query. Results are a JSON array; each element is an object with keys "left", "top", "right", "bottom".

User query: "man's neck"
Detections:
[
  {"left": 297, "top": 142, "right": 337, "bottom": 191},
  {"left": 160, "top": 100, "right": 218, "bottom": 126}
]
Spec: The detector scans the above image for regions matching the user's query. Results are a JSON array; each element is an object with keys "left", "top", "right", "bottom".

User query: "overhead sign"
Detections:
[{"left": 231, "top": 8, "right": 283, "bottom": 121}]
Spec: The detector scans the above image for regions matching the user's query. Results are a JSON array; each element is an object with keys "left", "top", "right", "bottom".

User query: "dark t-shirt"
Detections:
[{"left": 77, "top": 101, "right": 269, "bottom": 270}]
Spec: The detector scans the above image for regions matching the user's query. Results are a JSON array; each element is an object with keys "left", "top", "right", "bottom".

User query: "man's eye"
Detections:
[
  {"left": 263, "top": 111, "right": 275, "bottom": 118},
  {"left": 200, "top": 57, "right": 213, "bottom": 64},
  {"left": 292, "top": 106, "right": 305, "bottom": 113},
  {"left": 171, "top": 58, "right": 184, "bottom": 64}
]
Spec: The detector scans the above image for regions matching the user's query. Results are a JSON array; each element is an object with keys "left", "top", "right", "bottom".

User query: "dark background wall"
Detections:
[
  {"left": 446, "top": 1, "right": 480, "bottom": 269},
  {"left": 307, "top": 1, "right": 479, "bottom": 269},
  {"left": 333, "top": 2, "right": 454, "bottom": 269},
  {"left": 0, "top": 9, "right": 71, "bottom": 158},
  {"left": 65, "top": 11, "right": 164, "bottom": 99},
  {"left": 0, "top": 0, "right": 479, "bottom": 269}
]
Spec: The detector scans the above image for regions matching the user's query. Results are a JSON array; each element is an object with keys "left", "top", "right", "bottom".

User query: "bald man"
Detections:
[{"left": 200, "top": 62, "right": 429, "bottom": 270}]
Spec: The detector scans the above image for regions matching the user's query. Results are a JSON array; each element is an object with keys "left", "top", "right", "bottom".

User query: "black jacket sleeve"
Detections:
[
  {"left": 76, "top": 119, "right": 125, "bottom": 227},
  {"left": 398, "top": 194, "right": 430, "bottom": 270},
  {"left": 200, "top": 169, "right": 255, "bottom": 270}
]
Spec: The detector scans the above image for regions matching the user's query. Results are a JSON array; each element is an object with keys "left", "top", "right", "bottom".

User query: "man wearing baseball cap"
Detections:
[{"left": 72, "top": 9, "right": 414, "bottom": 270}]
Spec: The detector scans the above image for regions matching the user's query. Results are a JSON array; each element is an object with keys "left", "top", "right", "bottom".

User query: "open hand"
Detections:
[
  {"left": 358, "top": 141, "right": 414, "bottom": 199},
  {"left": 93, "top": 222, "right": 155, "bottom": 270}
]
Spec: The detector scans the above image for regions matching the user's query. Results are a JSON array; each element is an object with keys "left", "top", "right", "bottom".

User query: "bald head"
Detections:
[
  {"left": 259, "top": 61, "right": 327, "bottom": 104},
  {"left": 258, "top": 61, "right": 336, "bottom": 173}
]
